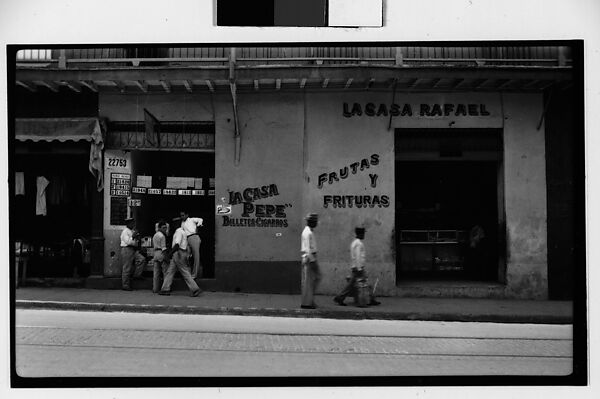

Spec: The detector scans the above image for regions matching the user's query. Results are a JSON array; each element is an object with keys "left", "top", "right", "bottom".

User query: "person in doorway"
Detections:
[
  {"left": 300, "top": 213, "right": 321, "bottom": 309},
  {"left": 158, "top": 217, "right": 201, "bottom": 297},
  {"left": 465, "top": 224, "right": 486, "bottom": 279},
  {"left": 334, "top": 227, "right": 381, "bottom": 307},
  {"left": 120, "top": 217, "right": 146, "bottom": 291},
  {"left": 152, "top": 220, "right": 170, "bottom": 293},
  {"left": 180, "top": 211, "right": 204, "bottom": 279}
]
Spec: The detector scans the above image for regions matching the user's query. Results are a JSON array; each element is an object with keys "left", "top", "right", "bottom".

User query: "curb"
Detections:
[{"left": 15, "top": 300, "right": 573, "bottom": 324}]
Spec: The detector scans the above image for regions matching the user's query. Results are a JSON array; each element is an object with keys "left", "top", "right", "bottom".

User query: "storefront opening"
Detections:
[
  {"left": 395, "top": 129, "right": 504, "bottom": 283},
  {"left": 130, "top": 150, "right": 216, "bottom": 278}
]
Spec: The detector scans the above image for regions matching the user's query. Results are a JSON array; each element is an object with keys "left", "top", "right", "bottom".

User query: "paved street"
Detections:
[{"left": 15, "top": 309, "right": 573, "bottom": 377}]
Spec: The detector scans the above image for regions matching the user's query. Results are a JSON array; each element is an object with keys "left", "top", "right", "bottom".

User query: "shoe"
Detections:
[
  {"left": 369, "top": 300, "right": 381, "bottom": 306},
  {"left": 158, "top": 290, "right": 171, "bottom": 296},
  {"left": 190, "top": 289, "right": 201, "bottom": 297},
  {"left": 122, "top": 286, "right": 133, "bottom": 291},
  {"left": 300, "top": 305, "right": 316, "bottom": 309},
  {"left": 334, "top": 297, "right": 346, "bottom": 306}
]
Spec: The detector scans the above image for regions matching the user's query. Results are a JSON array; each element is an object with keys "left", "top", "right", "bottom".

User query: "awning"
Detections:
[
  {"left": 15, "top": 118, "right": 99, "bottom": 142},
  {"left": 15, "top": 117, "right": 105, "bottom": 192}
]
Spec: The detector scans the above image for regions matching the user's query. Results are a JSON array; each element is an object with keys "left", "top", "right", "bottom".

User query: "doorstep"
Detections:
[{"left": 395, "top": 280, "right": 507, "bottom": 299}]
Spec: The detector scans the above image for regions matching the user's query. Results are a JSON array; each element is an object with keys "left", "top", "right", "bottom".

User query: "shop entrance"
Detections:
[
  {"left": 130, "top": 150, "right": 215, "bottom": 278},
  {"left": 395, "top": 129, "right": 504, "bottom": 282}
]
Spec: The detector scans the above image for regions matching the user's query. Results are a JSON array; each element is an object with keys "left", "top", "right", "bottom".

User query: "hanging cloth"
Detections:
[
  {"left": 15, "top": 172, "right": 25, "bottom": 195},
  {"left": 89, "top": 119, "right": 105, "bottom": 192},
  {"left": 36, "top": 176, "right": 50, "bottom": 216}
]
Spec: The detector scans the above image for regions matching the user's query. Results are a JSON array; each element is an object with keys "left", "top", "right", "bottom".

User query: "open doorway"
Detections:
[
  {"left": 130, "top": 150, "right": 215, "bottom": 278},
  {"left": 395, "top": 129, "right": 504, "bottom": 283}
]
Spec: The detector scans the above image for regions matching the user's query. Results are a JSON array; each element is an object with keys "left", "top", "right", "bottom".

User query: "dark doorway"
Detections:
[
  {"left": 130, "top": 151, "right": 215, "bottom": 278},
  {"left": 395, "top": 129, "right": 503, "bottom": 282}
]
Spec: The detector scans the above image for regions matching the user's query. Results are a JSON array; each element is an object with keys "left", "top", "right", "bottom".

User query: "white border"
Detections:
[{"left": 1, "top": 0, "right": 598, "bottom": 398}]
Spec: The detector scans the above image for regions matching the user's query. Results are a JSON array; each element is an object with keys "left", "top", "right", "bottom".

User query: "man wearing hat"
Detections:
[
  {"left": 120, "top": 217, "right": 146, "bottom": 291},
  {"left": 334, "top": 226, "right": 381, "bottom": 306},
  {"left": 158, "top": 217, "right": 201, "bottom": 297},
  {"left": 300, "top": 213, "right": 321, "bottom": 309}
]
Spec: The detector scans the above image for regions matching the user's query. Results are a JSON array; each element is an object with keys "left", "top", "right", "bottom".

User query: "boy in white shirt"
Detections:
[
  {"left": 334, "top": 227, "right": 380, "bottom": 306},
  {"left": 152, "top": 220, "right": 170, "bottom": 293}
]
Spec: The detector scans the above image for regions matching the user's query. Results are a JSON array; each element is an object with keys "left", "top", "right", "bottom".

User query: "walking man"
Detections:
[
  {"left": 300, "top": 213, "right": 321, "bottom": 309},
  {"left": 334, "top": 227, "right": 381, "bottom": 306},
  {"left": 158, "top": 217, "right": 201, "bottom": 297},
  {"left": 120, "top": 217, "right": 146, "bottom": 291},
  {"left": 180, "top": 211, "right": 204, "bottom": 279},
  {"left": 152, "top": 220, "right": 170, "bottom": 293}
]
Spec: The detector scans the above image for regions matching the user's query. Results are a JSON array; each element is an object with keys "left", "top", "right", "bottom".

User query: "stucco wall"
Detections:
[
  {"left": 96, "top": 91, "right": 548, "bottom": 299},
  {"left": 502, "top": 93, "right": 548, "bottom": 299},
  {"left": 304, "top": 92, "right": 397, "bottom": 295},
  {"left": 214, "top": 92, "right": 305, "bottom": 261}
]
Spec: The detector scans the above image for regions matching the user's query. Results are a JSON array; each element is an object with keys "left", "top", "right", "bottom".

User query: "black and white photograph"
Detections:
[{"left": 1, "top": 0, "right": 597, "bottom": 398}]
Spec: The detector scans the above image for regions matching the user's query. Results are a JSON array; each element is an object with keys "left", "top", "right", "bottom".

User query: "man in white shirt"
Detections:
[
  {"left": 180, "top": 211, "right": 203, "bottom": 279},
  {"left": 152, "top": 220, "right": 170, "bottom": 293},
  {"left": 334, "top": 227, "right": 380, "bottom": 306},
  {"left": 120, "top": 217, "right": 146, "bottom": 291},
  {"left": 300, "top": 213, "right": 321, "bottom": 309},
  {"left": 158, "top": 217, "right": 201, "bottom": 297}
]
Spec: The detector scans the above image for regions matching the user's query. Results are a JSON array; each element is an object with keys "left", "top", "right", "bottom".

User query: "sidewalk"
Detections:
[{"left": 14, "top": 287, "right": 573, "bottom": 324}]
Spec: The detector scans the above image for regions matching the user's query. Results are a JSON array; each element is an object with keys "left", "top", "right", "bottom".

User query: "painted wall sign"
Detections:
[
  {"left": 318, "top": 154, "right": 379, "bottom": 189},
  {"left": 128, "top": 199, "right": 142, "bottom": 207},
  {"left": 216, "top": 204, "right": 232, "bottom": 215},
  {"left": 343, "top": 102, "right": 491, "bottom": 118},
  {"left": 323, "top": 195, "right": 390, "bottom": 208},
  {"left": 222, "top": 217, "right": 289, "bottom": 228},
  {"left": 229, "top": 184, "right": 280, "bottom": 205},
  {"left": 110, "top": 173, "right": 131, "bottom": 197}
]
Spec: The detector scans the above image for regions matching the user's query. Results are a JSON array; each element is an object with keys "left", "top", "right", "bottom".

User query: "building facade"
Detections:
[{"left": 12, "top": 45, "right": 580, "bottom": 299}]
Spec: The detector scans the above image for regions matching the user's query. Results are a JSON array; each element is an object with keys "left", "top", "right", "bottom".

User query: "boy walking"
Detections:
[{"left": 334, "top": 227, "right": 380, "bottom": 306}]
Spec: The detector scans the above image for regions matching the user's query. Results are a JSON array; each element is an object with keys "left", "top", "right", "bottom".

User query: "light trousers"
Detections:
[
  {"left": 121, "top": 247, "right": 146, "bottom": 289},
  {"left": 187, "top": 234, "right": 202, "bottom": 279},
  {"left": 301, "top": 260, "right": 321, "bottom": 307},
  {"left": 161, "top": 249, "right": 200, "bottom": 293}
]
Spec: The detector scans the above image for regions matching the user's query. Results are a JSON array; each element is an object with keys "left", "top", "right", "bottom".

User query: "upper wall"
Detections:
[{"left": 99, "top": 93, "right": 215, "bottom": 121}]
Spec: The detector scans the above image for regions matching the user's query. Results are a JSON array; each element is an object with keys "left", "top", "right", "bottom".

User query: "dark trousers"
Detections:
[{"left": 335, "top": 268, "right": 376, "bottom": 303}]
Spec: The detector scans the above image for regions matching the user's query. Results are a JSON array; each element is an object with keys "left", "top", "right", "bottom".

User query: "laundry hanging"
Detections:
[
  {"left": 36, "top": 176, "right": 50, "bottom": 216},
  {"left": 15, "top": 172, "right": 25, "bottom": 195}
]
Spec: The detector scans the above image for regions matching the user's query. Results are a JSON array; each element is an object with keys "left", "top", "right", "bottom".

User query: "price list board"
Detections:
[
  {"left": 110, "top": 197, "right": 128, "bottom": 226},
  {"left": 110, "top": 173, "right": 131, "bottom": 225},
  {"left": 110, "top": 173, "right": 131, "bottom": 197}
]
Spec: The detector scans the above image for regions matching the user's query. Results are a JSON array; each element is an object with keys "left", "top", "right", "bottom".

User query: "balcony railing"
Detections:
[{"left": 16, "top": 46, "right": 572, "bottom": 68}]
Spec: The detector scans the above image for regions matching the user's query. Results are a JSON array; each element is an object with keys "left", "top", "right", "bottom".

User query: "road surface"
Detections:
[{"left": 14, "top": 309, "right": 572, "bottom": 377}]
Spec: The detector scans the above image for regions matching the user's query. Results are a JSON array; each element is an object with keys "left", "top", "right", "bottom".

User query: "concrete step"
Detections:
[{"left": 395, "top": 280, "right": 507, "bottom": 299}]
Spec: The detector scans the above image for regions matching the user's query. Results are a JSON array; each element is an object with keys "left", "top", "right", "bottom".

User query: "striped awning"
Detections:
[{"left": 15, "top": 118, "right": 100, "bottom": 142}]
